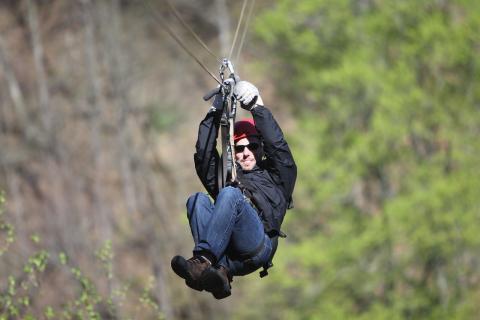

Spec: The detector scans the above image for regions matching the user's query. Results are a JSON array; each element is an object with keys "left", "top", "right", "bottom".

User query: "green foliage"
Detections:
[
  {"left": 139, "top": 276, "right": 165, "bottom": 320},
  {"left": 96, "top": 240, "right": 114, "bottom": 280},
  {"left": 0, "top": 193, "right": 165, "bottom": 319},
  {"left": 246, "top": 0, "right": 480, "bottom": 319},
  {"left": 148, "top": 102, "right": 182, "bottom": 133},
  {"left": 1, "top": 236, "right": 63, "bottom": 317},
  {"left": 0, "top": 191, "right": 14, "bottom": 256}
]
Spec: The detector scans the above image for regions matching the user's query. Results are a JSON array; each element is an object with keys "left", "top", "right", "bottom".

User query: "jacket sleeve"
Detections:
[
  {"left": 251, "top": 105, "right": 297, "bottom": 202},
  {"left": 194, "top": 109, "right": 222, "bottom": 199}
]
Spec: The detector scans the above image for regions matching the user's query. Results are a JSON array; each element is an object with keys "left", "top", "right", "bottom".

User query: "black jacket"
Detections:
[{"left": 194, "top": 105, "right": 297, "bottom": 237}]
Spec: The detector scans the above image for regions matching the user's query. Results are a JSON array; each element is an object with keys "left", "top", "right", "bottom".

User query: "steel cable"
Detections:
[
  {"left": 165, "top": 0, "right": 222, "bottom": 64},
  {"left": 234, "top": 0, "right": 256, "bottom": 68},
  {"left": 144, "top": 2, "right": 222, "bottom": 85},
  {"left": 228, "top": 0, "right": 249, "bottom": 61}
]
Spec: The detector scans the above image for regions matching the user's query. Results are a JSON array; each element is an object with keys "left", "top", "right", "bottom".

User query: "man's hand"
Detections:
[
  {"left": 233, "top": 81, "right": 264, "bottom": 111},
  {"left": 204, "top": 86, "right": 224, "bottom": 111},
  {"left": 212, "top": 92, "right": 224, "bottom": 111}
]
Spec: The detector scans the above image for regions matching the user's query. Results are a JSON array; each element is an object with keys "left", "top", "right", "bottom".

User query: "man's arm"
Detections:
[
  {"left": 234, "top": 81, "right": 297, "bottom": 201},
  {"left": 194, "top": 108, "right": 222, "bottom": 199},
  {"left": 251, "top": 105, "right": 297, "bottom": 202}
]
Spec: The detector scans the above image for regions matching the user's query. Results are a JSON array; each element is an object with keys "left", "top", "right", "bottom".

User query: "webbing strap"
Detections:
[
  {"left": 228, "top": 99, "right": 237, "bottom": 182},
  {"left": 218, "top": 114, "right": 229, "bottom": 189},
  {"left": 216, "top": 71, "right": 238, "bottom": 191}
]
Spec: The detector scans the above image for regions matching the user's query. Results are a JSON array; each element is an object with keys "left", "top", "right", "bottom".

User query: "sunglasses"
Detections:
[{"left": 234, "top": 142, "right": 260, "bottom": 153}]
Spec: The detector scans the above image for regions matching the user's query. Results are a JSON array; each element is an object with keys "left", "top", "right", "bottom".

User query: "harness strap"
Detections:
[
  {"left": 259, "top": 235, "right": 278, "bottom": 278},
  {"left": 218, "top": 112, "right": 229, "bottom": 189},
  {"left": 228, "top": 98, "right": 237, "bottom": 182},
  {"left": 216, "top": 67, "right": 238, "bottom": 191}
]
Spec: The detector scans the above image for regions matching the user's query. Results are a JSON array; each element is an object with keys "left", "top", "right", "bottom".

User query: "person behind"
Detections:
[{"left": 171, "top": 80, "right": 297, "bottom": 299}]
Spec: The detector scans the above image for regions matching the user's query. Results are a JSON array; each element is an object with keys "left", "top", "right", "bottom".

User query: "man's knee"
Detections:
[
  {"left": 186, "top": 192, "right": 211, "bottom": 219},
  {"left": 217, "top": 186, "right": 242, "bottom": 202}
]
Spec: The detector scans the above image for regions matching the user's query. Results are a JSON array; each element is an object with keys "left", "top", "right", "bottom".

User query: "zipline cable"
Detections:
[
  {"left": 228, "top": 0, "right": 249, "bottom": 61},
  {"left": 165, "top": 0, "right": 222, "bottom": 63},
  {"left": 234, "top": 0, "right": 256, "bottom": 68},
  {"left": 145, "top": 1, "right": 257, "bottom": 190},
  {"left": 145, "top": 2, "right": 222, "bottom": 85}
]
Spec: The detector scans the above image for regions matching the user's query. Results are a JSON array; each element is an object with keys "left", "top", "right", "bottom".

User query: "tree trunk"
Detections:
[
  {"left": 82, "top": 0, "right": 112, "bottom": 242},
  {"left": 25, "top": 0, "right": 51, "bottom": 133},
  {"left": 0, "top": 35, "right": 28, "bottom": 132},
  {"left": 101, "top": 0, "right": 138, "bottom": 218}
]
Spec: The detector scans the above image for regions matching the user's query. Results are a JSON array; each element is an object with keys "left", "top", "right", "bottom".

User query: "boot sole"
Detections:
[
  {"left": 171, "top": 256, "right": 203, "bottom": 291},
  {"left": 201, "top": 268, "right": 231, "bottom": 299}
]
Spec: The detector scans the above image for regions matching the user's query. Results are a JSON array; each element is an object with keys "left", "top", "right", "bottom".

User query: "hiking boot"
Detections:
[
  {"left": 171, "top": 255, "right": 212, "bottom": 291},
  {"left": 201, "top": 266, "right": 232, "bottom": 299}
]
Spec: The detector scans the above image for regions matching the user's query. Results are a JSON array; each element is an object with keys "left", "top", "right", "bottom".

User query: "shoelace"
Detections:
[{"left": 188, "top": 255, "right": 212, "bottom": 266}]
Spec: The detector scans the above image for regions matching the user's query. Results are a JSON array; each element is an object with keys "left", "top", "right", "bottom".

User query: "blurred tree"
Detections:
[{"left": 239, "top": 0, "right": 480, "bottom": 319}]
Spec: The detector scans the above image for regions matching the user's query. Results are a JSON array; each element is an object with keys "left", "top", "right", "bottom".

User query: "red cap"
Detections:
[{"left": 234, "top": 118, "right": 259, "bottom": 142}]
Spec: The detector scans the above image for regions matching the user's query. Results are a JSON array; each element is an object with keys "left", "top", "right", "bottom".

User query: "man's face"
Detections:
[{"left": 234, "top": 136, "right": 263, "bottom": 171}]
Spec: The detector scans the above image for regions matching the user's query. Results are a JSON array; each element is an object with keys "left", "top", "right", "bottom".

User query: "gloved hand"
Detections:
[
  {"left": 204, "top": 86, "right": 224, "bottom": 111},
  {"left": 212, "top": 92, "right": 224, "bottom": 111},
  {"left": 233, "top": 81, "right": 264, "bottom": 110}
]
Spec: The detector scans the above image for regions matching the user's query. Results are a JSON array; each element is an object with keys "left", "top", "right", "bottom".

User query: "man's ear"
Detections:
[{"left": 257, "top": 145, "right": 265, "bottom": 161}]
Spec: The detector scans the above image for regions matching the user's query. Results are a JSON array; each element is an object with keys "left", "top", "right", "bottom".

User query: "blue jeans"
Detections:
[{"left": 186, "top": 187, "right": 273, "bottom": 276}]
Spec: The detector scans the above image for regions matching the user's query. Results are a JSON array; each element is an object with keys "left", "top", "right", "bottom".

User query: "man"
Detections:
[{"left": 171, "top": 81, "right": 297, "bottom": 299}]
